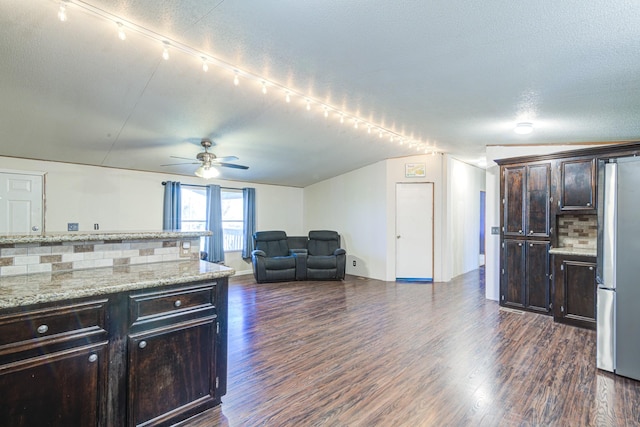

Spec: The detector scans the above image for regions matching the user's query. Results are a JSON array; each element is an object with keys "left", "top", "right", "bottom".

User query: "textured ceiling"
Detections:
[{"left": 1, "top": 0, "right": 640, "bottom": 187}]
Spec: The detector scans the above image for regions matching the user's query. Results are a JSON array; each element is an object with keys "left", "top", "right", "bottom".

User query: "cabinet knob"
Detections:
[
  {"left": 174, "top": 300, "right": 182, "bottom": 308},
  {"left": 518, "top": 243, "right": 523, "bottom": 247},
  {"left": 529, "top": 230, "right": 534, "bottom": 234},
  {"left": 589, "top": 266, "right": 594, "bottom": 270},
  {"left": 530, "top": 243, "right": 534, "bottom": 247},
  {"left": 88, "top": 354, "right": 98, "bottom": 363},
  {"left": 587, "top": 202, "right": 592, "bottom": 207},
  {"left": 36, "top": 324, "right": 48, "bottom": 334},
  {"left": 518, "top": 230, "right": 523, "bottom": 234},
  {"left": 139, "top": 341, "right": 147, "bottom": 349}
]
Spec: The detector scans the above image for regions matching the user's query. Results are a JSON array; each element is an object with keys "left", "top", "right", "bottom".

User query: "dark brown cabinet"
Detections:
[
  {"left": 127, "top": 282, "right": 222, "bottom": 427},
  {"left": 553, "top": 255, "right": 596, "bottom": 329},
  {"left": 560, "top": 158, "right": 596, "bottom": 211},
  {"left": 503, "top": 163, "right": 550, "bottom": 238},
  {"left": 0, "top": 279, "right": 228, "bottom": 427},
  {"left": 0, "top": 299, "right": 110, "bottom": 426},
  {"left": 501, "top": 239, "right": 550, "bottom": 312}
]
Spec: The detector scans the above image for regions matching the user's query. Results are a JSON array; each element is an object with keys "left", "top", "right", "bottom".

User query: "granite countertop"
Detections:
[
  {"left": 549, "top": 247, "right": 597, "bottom": 257},
  {"left": 0, "top": 230, "right": 212, "bottom": 245},
  {"left": 0, "top": 260, "right": 234, "bottom": 309}
]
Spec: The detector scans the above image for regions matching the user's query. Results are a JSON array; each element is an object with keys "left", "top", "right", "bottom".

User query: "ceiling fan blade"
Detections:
[
  {"left": 170, "top": 156, "right": 197, "bottom": 161},
  {"left": 217, "top": 162, "right": 249, "bottom": 170},
  {"left": 211, "top": 155, "right": 239, "bottom": 162},
  {"left": 160, "top": 162, "right": 200, "bottom": 166}
]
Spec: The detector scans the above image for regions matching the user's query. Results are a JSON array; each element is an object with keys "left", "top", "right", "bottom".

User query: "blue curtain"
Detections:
[
  {"left": 162, "top": 181, "right": 181, "bottom": 230},
  {"left": 242, "top": 187, "right": 256, "bottom": 259},
  {"left": 205, "top": 184, "right": 225, "bottom": 263}
]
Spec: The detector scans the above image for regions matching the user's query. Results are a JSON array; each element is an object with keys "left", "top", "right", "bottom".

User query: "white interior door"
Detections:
[
  {"left": 396, "top": 182, "right": 434, "bottom": 280},
  {"left": 0, "top": 172, "right": 44, "bottom": 233}
]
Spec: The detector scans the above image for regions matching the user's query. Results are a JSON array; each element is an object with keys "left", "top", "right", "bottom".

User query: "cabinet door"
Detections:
[
  {"left": 501, "top": 239, "right": 525, "bottom": 308},
  {"left": 0, "top": 342, "right": 108, "bottom": 427},
  {"left": 128, "top": 317, "right": 217, "bottom": 427},
  {"left": 560, "top": 158, "right": 596, "bottom": 211},
  {"left": 558, "top": 259, "right": 597, "bottom": 328},
  {"left": 525, "top": 241, "right": 550, "bottom": 313},
  {"left": 503, "top": 166, "right": 526, "bottom": 237},
  {"left": 526, "top": 163, "right": 550, "bottom": 237}
]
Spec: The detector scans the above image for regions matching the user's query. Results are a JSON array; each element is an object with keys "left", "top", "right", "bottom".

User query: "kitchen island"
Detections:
[{"left": 0, "top": 231, "right": 234, "bottom": 426}]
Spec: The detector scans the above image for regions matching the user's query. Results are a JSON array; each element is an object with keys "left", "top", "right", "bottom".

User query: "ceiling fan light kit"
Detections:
[
  {"left": 194, "top": 164, "right": 219, "bottom": 179},
  {"left": 162, "top": 139, "right": 249, "bottom": 179}
]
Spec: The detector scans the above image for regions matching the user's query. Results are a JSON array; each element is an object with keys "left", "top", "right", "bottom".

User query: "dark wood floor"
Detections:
[{"left": 180, "top": 268, "right": 640, "bottom": 426}]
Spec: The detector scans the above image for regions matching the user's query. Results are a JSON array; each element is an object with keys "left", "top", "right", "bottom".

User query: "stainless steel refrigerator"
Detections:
[{"left": 597, "top": 157, "right": 640, "bottom": 380}]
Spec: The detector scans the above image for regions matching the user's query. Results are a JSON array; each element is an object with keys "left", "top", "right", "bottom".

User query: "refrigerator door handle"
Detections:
[{"left": 597, "top": 288, "right": 616, "bottom": 372}]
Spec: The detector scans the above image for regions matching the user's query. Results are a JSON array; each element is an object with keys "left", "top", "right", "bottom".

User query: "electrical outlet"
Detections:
[
  {"left": 94, "top": 223, "right": 99, "bottom": 230},
  {"left": 353, "top": 260, "right": 356, "bottom": 267},
  {"left": 181, "top": 241, "right": 191, "bottom": 257},
  {"left": 491, "top": 226, "right": 500, "bottom": 235},
  {"left": 67, "top": 223, "right": 79, "bottom": 231}
]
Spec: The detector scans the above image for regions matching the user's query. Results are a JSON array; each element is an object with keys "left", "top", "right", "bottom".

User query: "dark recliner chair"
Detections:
[
  {"left": 306, "top": 230, "right": 346, "bottom": 280},
  {"left": 251, "top": 231, "right": 306, "bottom": 283}
]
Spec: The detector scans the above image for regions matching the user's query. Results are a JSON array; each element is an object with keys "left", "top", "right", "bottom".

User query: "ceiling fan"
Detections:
[{"left": 161, "top": 139, "right": 249, "bottom": 179}]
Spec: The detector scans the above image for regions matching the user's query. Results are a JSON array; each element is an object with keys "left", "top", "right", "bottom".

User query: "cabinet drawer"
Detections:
[
  {"left": 129, "top": 283, "right": 215, "bottom": 324},
  {"left": 0, "top": 299, "right": 108, "bottom": 352}
]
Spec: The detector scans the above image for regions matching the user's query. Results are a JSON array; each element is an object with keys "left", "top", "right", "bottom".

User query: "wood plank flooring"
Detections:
[{"left": 180, "top": 268, "right": 640, "bottom": 426}]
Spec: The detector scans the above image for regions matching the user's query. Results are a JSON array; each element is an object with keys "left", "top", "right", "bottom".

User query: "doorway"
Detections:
[
  {"left": 0, "top": 171, "right": 44, "bottom": 233},
  {"left": 395, "top": 182, "right": 434, "bottom": 281}
]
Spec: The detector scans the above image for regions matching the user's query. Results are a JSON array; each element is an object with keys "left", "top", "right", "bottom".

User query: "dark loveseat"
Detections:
[{"left": 251, "top": 230, "right": 346, "bottom": 283}]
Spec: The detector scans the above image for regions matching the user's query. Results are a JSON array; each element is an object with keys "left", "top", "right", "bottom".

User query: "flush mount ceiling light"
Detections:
[{"left": 514, "top": 122, "right": 534, "bottom": 135}]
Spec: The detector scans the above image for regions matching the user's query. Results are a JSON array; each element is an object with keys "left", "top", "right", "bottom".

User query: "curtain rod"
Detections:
[{"left": 161, "top": 181, "right": 242, "bottom": 190}]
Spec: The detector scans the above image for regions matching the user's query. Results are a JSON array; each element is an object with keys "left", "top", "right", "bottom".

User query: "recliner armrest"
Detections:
[
  {"left": 252, "top": 249, "right": 267, "bottom": 257},
  {"left": 289, "top": 248, "right": 308, "bottom": 256},
  {"left": 334, "top": 248, "right": 346, "bottom": 256}
]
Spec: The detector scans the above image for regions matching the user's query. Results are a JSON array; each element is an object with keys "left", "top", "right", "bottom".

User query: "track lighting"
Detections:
[
  {"left": 53, "top": 0, "right": 439, "bottom": 156},
  {"left": 57, "top": 2, "right": 68, "bottom": 22},
  {"left": 162, "top": 42, "right": 170, "bottom": 60},
  {"left": 117, "top": 22, "right": 126, "bottom": 40}
]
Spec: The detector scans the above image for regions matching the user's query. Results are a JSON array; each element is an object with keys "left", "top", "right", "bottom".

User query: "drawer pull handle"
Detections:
[
  {"left": 139, "top": 341, "right": 147, "bottom": 349},
  {"left": 88, "top": 354, "right": 98, "bottom": 363},
  {"left": 174, "top": 300, "right": 182, "bottom": 308},
  {"left": 37, "top": 324, "right": 49, "bottom": 334}
]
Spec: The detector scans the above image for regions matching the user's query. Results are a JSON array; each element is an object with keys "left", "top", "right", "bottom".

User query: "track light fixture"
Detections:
[{"left": 54, "top": 0, "right": 440, "bottom": 155}]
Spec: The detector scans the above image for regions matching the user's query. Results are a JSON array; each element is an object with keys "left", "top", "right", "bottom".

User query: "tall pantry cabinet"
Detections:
[{"left": 500, "top": 162, "right": 552, "bottom": 313}]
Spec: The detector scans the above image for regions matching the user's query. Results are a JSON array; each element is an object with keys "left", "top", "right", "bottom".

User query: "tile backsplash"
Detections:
[
  {"left": 557, "top": 214, "right": 597, "bottom": 249},
  {"left": 0, "top": 238, "right": 201, "bottom": 276}
]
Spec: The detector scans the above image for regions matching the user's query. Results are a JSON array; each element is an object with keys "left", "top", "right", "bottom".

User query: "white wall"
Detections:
[
  {"left": 484, "top": 144, "right": 597, "bottom": 301},
  {"left": 446, "top": 156, "right": 486, "bottom": 278},
  {"left": 304, "top": 161, "right": 389, "bottom": 280},
  {"left": 304, "top": 152, "right": 484, "bottom": 283},
  {"left": 0, "top": 156, "right": 303, "bottom": 275}
]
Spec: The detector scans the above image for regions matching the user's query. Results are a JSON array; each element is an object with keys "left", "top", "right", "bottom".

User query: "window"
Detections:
[
  {"left": 180, "top": 185, "right": 244, "bottom": 252},
  {"left": 221, "top": 190, "right": 244, "bottom": 252}
]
